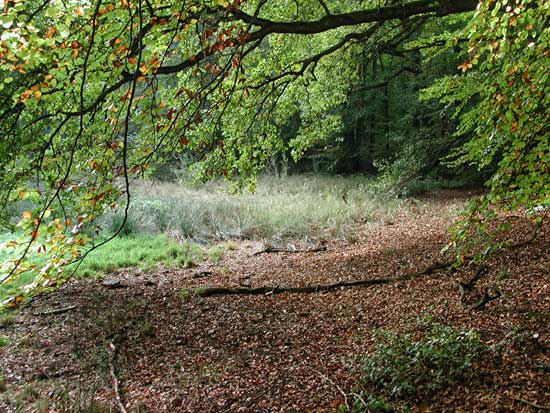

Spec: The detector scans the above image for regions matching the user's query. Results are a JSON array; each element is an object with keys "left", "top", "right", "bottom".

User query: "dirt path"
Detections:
[{"left": 1, "top": 191, "right": 548, "bottom": 412}]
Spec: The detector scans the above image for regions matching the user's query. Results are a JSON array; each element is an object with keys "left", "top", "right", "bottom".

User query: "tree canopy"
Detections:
[{"left": 0, "top": 0, "right": 548, "bottom": 304}]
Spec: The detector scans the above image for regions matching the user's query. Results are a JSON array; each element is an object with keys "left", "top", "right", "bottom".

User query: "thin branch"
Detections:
[
  {"left": 352, "top": 66, "right": 419, "bottom": 92},
  {"left": 514, "top": 398, "right": 550, "bottom": 411},
  {"left": 108, "top": 342, "right": 129, "bottom": 413},
  {"left": 317, "top": 0, "right": 331, "bottom": 16},
  {"left": 308, "top": 367, "right": 349, "bottom": 410},
  {"left": 32, "top": 305, "right": 77, "bottom": 316},
  {"left": 249, "top": 25, "right": 379, "bottom": 90}
]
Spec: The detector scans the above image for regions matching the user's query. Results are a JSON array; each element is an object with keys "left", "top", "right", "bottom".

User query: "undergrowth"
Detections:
[{"left": 349, "top": 320, "right": 484, "bottom": 412}]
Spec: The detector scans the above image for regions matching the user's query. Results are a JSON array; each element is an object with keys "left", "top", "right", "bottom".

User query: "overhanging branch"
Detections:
[{"left": 233, "top": 0, "right": 477, "bottom": 36}]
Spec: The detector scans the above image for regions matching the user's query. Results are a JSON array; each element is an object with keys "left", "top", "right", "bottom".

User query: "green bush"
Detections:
[{"left": 355, "top": 322, "right": 482, "bottom": 405}]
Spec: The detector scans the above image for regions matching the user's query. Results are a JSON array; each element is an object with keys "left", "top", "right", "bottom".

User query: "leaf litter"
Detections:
[{"left": 0, "top": 190, "right": 548, "bottom": 412}]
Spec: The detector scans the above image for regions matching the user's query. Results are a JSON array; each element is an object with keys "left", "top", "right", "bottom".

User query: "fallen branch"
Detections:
[
  {"left": 461, "top": 265, "right": 488, "bottom": 290},
  {"left": 32, "top": 305, "right": 77, "bottom": 316},
  {"left": 458, "top": 266, "right": 488, "bottom": 305},
  {"left": 469, "top": 288, "right": 501, "bottom": 311},
  {"left": 196, "top": 221, "right": 543, "bottom": 298},
  {"left": 196, "top": 261, "right": 448, "bottom": 297},
  {"left": 514, "top": 398, "right": 550, "bottom": 411},
  {"left": 108, "top": 342, "right": 129, "bottom": 413},
  {"left": 253, "top": 243, "right": 327, "bottom": 256},
  {"left": 308, "top": 367, "right": 350, "bottom": 411},
  {"left": 531, "top": 360, "right": 550, "bottom": 373},
  {"left": 197, "top": 278, "right": 391, "bottom": 297},
  {"left": 507, "top": 219, "right": 544, "bottom": 250}
]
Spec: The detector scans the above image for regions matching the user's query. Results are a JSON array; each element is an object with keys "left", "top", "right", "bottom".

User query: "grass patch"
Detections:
[
  {"left": 2, "top": 174, "right": 460, "bottom": 304},
  {"left": 101, "top": 174, "right": 405, "bottom": 242},
  {"left": 73, "top": 234, "right": 203, "bottom": 278},
  {"left": 0, "top": 233, "right": 204, "bottom": 302}
]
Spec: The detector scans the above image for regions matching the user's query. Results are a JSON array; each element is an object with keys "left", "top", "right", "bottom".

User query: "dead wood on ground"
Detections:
[
  {"left": 197, "top": 221, "right": 542, "bottom": 298},
  {"left": 196, "top": 261, "right": 448, "bottom": 297},
  {"left": 32, "top": 305, "right": 77, "bottom": 316},
  {"left": 252, "top": 243, "right": 327, "bottom": 256},
  {"left": 108, "top": 342, "right": 129, "bottom": 413},
  {"left": 469, "top": 288, "right": 502, "bottom": 311}
]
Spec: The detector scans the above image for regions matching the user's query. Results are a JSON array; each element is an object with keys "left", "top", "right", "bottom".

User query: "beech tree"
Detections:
[{"left": 0, "top": 0, "right": 547, "bottom": 304}]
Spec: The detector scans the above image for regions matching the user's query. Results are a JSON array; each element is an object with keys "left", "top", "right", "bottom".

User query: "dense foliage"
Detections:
[
  {"left": 0, "top": 0, "right": 547, "bottom": 304},
  {"left": 425, "top": 0, "right": 549, "bottom": 258}
]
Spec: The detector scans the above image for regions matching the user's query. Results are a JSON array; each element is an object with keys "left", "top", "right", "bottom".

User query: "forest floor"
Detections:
[{"left": 0, "top": 190, "right": 548, "bottom": 412}]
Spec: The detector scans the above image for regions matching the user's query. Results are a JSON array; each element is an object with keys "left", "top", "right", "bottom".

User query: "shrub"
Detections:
[{"left": 355, "top": 321, "right": 483, "bottom": 406}]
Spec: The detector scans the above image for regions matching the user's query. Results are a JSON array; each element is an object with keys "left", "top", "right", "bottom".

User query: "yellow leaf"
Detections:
[{"left": 22, "top": 211, "right": 32, "bottom": 219}]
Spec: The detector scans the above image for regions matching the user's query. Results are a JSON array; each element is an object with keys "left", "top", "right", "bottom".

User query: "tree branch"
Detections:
[
  {"left": 233, "top": 0, "right": 477, "bottom": 36},
  {"left": 317, "top": 0, "right": 331, "bottom": 16}
]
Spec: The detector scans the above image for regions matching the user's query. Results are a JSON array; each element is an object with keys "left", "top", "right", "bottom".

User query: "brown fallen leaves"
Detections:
[{"left": 0, "top": 190, "right": 548, "bottom": 412}]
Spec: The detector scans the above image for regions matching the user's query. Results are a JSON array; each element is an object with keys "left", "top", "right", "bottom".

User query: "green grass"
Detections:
[
  {"left": 0, "top": 233, "right": 205, "bottom": 302},
  {"left": 71, "top": 234, "right": 204, "bottom": 278}
]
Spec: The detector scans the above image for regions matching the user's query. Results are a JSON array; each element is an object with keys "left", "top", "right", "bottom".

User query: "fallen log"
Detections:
[
  {"left": 197, "top": 278, "right": 391, "bottom": 297},
  {"left": 195, "top": 219, "right": 543, "bottom": 298},
  {"left": 196, "top": 261, "right": 447, "bottom": 297},
  {"left": 253, "top": 244, "right": 327, "bottom": 256}
]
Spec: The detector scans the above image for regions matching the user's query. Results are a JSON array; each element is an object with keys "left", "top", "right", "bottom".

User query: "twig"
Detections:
[
  {"left": 108, "top": 342, "right": 129, "bottom": 413},
  {"left": 317, "top": 0, "right": 331, "bottom": 15},
  {"left": 32, "top": 305, "right": 77, "bottom": 316},
  {"left": 308, "top": 367, "right": 349, "bottom": 410},
  {"left": 350, "top": 391, "right": 368, "bottom": 408},
  {"left": 514, "top": 398, "right": 550, "bottom": 411}
]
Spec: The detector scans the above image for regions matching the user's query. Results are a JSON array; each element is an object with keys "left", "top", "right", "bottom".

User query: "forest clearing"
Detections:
[{"left": 0, "top": 0, "right": 548, "bottom": 411}]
